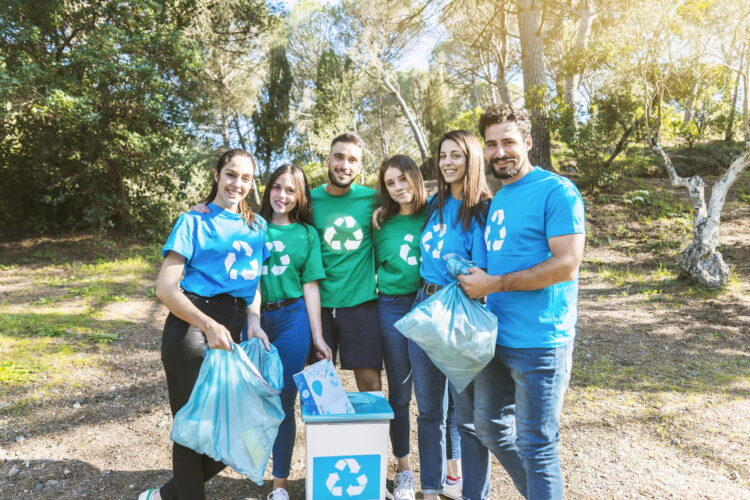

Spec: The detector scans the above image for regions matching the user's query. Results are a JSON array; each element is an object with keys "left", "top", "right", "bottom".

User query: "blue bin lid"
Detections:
[{"left": 302, "top": 391, "right": 394, "bottom": 423}]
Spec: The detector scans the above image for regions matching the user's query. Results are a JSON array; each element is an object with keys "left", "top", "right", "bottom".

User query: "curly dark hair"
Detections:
[{"left": 478, "top": 103, "right": 532, "bottom": 140}]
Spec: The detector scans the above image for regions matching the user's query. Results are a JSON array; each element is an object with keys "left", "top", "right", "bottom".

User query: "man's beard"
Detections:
[
  {"left": 490, "top": 157, "right": 522, "bottom": 179},
  {"left": 328, "top": 168, "right": 355, "bottom": 188}
]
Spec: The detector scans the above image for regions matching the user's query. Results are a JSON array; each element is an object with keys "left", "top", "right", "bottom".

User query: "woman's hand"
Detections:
[
  {"left": 371, "top": 206, "right": 383, "bottom": 230},
  {"left": 190, "top": 202, "right": 210, "bottom": 213},
  {"left": 203, "top": 321, "right": 234, "bottom": 351},
  {"left": 312, "top": 335, "right": 333, "bottom": 361},
  {"left": 246, "top": 323, "right": 271, "bottom": 351}
]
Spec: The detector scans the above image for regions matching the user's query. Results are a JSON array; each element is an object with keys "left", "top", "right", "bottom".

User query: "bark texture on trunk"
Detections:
[
  {"left": 517, "top": 0, "right": 552, "bottom": 169},
  {"left": 650, "top": 137, "right": 750, "bottom": 287}
]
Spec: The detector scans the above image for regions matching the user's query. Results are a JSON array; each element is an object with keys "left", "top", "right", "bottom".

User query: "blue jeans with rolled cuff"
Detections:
[
  {"left": 456, "top": 341, "right": 574, "bottom": 500},
  {"left": 260, "top": 297, "right": 312, "bottom": 479}
]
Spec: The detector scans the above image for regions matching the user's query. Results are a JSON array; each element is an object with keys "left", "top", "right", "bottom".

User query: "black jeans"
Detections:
[{"left": 159, "top": 294, "right": 245, "bottom": 500}]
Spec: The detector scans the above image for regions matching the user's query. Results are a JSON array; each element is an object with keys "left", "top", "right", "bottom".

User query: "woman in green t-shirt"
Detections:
[
  {"left": 373, "top": 154, "right": 427, "bottom": 500},
  {"left": 258, "top": 164, "right": 333, "bottom": 500}
]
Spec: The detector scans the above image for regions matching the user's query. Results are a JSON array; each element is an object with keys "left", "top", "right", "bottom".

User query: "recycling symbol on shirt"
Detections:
[
  {"left": 485, "top": 209, "right": 507, "bottom": 252},
  {"left": 224, "top": 240, "right": 259, "bottom": 280},
  {"left": 262, "top": 240, "right": 290, "bottom": 276},
  {"left": 399, "top": 234, "right": 419, "bottom": 266},
  {"left": 323, "top": 216, "right": 363, "bottom": 251},
  {"left": 325, "top": 458, "right": 368, "bottom": 497},
  {"left": 421, "top": 223, "right": 447, "bottom": 259}
]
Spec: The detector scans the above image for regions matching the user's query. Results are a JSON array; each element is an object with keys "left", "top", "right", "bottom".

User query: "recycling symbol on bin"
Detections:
[
  {"left": 399, "top": 234, "right": 418, "bottom": 266},
  {"left": 262, "top": 240, "right": 290, "bottom": 276},
  {"left": 323, "top": 216, "right": 363, "bottom": 251},
  {"left": 484, "top": 209, "right": 506, "bottom": 252},
  {"left": 421, "top": 223, "right": 447, "bottom": 259},
  {"left": 325, "top": 458, "right": 368, "bottom": 497},
  {"left": 224, "top": 240, "right": 259, "bottom": 280}
]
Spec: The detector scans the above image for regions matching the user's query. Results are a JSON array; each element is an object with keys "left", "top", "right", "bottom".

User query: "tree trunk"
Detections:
[
  {"left": 650, "top": 137, "right": 750, "bottom": 287},
  {"left": 517, "top": 0, "right": 552, "bottom": 169},
  {"left": 494, "top": 6, "right": 512, "bottom": 104},
  {"left": 377, "top": 94, "right": 389, "bottom": 158},
  {"left": 725, "top": 67, "right": 741, "bottom": 143},
  {"left": 382, "top": 75, "right": 429, "bottom": 162},
  {"left": 563, "top": 0, "right": 596, "bottom": 113},
  {"left": 683, "top": 76, "right": 700, "bottom": 125},
  {"left": 744, "top": 45, "right": 750, "bottom": 141}
]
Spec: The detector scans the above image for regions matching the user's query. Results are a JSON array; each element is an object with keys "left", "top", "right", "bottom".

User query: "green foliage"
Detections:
[
  {"left": 0, "top": 0, "right": 208, "bottom": 236},
  {"left": 445, "top": 107, "right": 484, "bottom": 135},
  {"left": 253, "top": 45, "right": 294, "bottom": 176},
  {"left": 553, "top": 88, "right": 642, "bottom": 192},
  {"left": 309, "top": 47, "right": 358, "bottom": 158}
]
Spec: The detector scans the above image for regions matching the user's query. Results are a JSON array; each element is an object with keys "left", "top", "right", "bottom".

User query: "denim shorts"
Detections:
[{"left": 320, "top": 299, "right": 383, "bottom": 370}]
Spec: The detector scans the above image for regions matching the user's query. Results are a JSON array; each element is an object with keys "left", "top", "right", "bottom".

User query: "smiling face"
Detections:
[
  {"left": 483, "top": 121, "right": 533, "bottom": 183},
  {"left": 383, "top": 166, "right": 415, "bottom": 208},
  {"left": 326, "top": 141, "right": 363, "bottom": 189},
  {"left": 438, "top": 139, "right": 467, "bottom": 186},
  {"left": 212, "top": 156, "right": 254, "bottom": 211},
  {"left": 269, "top": 172, "right": 297, "bottom": 215}
]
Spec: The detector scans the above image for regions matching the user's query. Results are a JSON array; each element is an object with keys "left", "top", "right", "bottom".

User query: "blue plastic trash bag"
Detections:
[
  {"left": 395, "top": 255, "right": 498, "bottom": 393},
  {"left": 170, "top": 338, "right": 284, "bottom": 485}
]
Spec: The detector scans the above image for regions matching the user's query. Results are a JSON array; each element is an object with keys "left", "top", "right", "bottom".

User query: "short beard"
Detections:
[
  {"left": 490, "top": 158, "right": 522, "bottom": 179},
  {"left": 328, "top": 169, "right": 355, "bottom": 189}
]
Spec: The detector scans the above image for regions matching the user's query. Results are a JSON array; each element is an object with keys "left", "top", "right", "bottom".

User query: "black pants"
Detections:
[{"left": 159, "top": 294, "right": 245, "bottom": 500}]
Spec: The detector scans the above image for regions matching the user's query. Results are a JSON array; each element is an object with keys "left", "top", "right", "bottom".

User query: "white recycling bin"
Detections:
[{"left": 302, "top": 391, "right": 394, "bottom": 500}]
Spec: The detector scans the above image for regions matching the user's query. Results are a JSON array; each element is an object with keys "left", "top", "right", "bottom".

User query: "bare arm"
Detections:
[
  {"left": 155, "top": 251, "right": 234, "bottom": 350},
  {"left": 245, "top": 287, "right": 270, "bottom": 350},
  {"left": 458, "top": 233, "right": 585, "bottom": 299},
  {"left": 303, "top": 281, "right": 332, "bottom": 361}
]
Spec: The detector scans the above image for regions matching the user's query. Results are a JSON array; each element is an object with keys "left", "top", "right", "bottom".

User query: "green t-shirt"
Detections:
[
  {"left": 311, "top": 183, "right": 378, "bottom": 308},
  {"left": 260, "top": 222, "right": 326, "bottom": 304},
  {"left": 374, "top": 210, "right": 426, "bottom": 295}
]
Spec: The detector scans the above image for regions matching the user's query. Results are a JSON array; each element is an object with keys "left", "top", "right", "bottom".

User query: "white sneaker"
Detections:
[
  {"left": 138, "top": 489, "right": 160, "bottom": 500},
  {"left": 267, "top": 488, "right": 290, "bottom": 500},
  {"left": 441, "top": 479, "right": 463, "bottom": 500},
  {"left": 393, "top": 470, "right": 416, "bottom": 500}
]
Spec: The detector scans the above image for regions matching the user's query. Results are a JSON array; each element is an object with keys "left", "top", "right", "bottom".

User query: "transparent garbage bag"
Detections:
[
  {"left": 395, "top": 255, "right": 498, "bottom": 392},
  {"left": 170, "top": 338, "right": 284, "bottom": 485}
]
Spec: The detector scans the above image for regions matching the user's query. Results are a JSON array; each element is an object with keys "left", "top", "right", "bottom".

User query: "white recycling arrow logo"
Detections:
[
  {"left": 399, "top": 234, "right": 418, "bottom": 266},
  {"left": 325, "top": 458, "right": 368, "bottom": 497},
  {"left": 224, "top": 240, "right": 259, "bottom": 280},
  {"left": 261, "top": 240, "right": 291, "bottom": 276},
  {"left": 421, "top": 223, "right": 447, "bottom": 259},
  {"left": 485, "top": 209, "right": 506, "bottom": 252},
  {"left": 323, "top": 216, "right": 363, "bottom": 251}
]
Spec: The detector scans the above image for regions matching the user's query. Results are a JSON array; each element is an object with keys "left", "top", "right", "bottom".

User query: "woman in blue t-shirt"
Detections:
[
  {"left": 259, "top": 164, "right": 333, "bottom": 500},
  {"left": 139, "top": 149, "right": 270, "bottom": 500},
  {"left": 413, "top": 130, "right": 492, "bottom": 500}
]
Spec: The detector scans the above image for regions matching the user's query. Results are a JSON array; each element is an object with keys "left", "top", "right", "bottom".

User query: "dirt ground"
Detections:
[{"left": 0, "top": 178, "right": 748, "bottom": 499}]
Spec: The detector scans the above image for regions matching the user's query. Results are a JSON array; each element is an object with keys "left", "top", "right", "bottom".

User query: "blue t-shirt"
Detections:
[
  {"left": 485, "top": 167, "right": 585, "bottom": 348},
  {"left": 420, "top": 194, "right": 488, "bottom": 287},
  {"left": 162, "top": 203, "right": 270, "bottom": 304}
]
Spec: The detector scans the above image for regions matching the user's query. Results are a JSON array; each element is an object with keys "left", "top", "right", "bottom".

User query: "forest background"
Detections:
[{"left": 0, "top": 0, "right": 748, "bottom": 498}]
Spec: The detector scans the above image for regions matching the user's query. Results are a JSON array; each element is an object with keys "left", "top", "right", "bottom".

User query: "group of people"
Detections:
[{"left": 139, "top": 103, "right": 586, "bottom": 500}]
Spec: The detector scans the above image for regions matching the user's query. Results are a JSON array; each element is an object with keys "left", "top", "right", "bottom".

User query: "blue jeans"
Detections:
[
  {"left": 377, "top": 293, "right": 415, "bottom": 459},
  {"left": 260, "top": 298, "right": 312, "bottom": 479},
  {"left": 409, "top": 289, "right": 461, "bottom": 494},
  {"left": 456, "top": 342, "right": 574, "bottom": 500}
]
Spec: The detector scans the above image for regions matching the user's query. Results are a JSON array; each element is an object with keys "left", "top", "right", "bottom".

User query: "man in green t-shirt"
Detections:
[{"left": 311, "top": 132, "right": 382, "bottom": 392}]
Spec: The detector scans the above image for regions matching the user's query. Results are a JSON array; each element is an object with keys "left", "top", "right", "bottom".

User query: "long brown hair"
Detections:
[
  {"left": 376, "top": 154, "right": 427, "bottom": 223},
  {"left": 431, "top": 130, "right": 492, "bottom": 231},
  {"left": 259, "top": 164, "right": 314, "bottom": 225}
]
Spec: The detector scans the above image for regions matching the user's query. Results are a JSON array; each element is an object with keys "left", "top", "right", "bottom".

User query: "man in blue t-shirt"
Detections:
[{"left": 457, "top": 104, "right": 585, "bottom": 500}]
